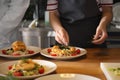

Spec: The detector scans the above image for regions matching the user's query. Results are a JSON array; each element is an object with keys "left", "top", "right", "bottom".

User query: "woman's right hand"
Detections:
[
  {"left": 55, "top": 28, "right": 69, "bottom": 46},
  {"left": 49, "top": 10, "right": 69, "bottom": 46}
]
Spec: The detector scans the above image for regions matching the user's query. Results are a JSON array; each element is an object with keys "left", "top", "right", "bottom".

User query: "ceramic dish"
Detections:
[
  {"left": 101, "top": 62, "right": 120, "bottom": 80},
  {"left": 40, "top": 47, "right": 87, "bottom": 60},
  {"left": 0, "top": 46, "right": 40, "bottom": 59},
  {"left": 0, "top": 60, "right": 57, "bottom": 79}
]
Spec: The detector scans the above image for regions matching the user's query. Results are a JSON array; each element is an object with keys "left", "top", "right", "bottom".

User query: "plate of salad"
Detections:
[
  {"left": 0, "top": 59, "right": 57, "bottom": 79},
  {"left": 0, "top": 46, "right": 40, "bottom": 59},
  {"left": 100, "top": 62, "right": 120, "bottom": 80},
  {"left": 40, "top": 45, "right": 87, "bottom": 60}
]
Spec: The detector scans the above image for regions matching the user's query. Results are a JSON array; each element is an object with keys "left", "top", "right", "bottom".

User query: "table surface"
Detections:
[{"left": 0, "top": 48, "right": 120, "bottom": 80}]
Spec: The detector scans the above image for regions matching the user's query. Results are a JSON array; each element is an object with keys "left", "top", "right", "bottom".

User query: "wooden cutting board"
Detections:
[{"left": 100, "top": 63, "right": 120, "bottom": 80}]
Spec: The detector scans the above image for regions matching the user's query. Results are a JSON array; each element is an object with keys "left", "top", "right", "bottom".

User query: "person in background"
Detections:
[
  {"left": 0, "top": 0, "right": 30, "bottom": 47},
  {"left": 47, "top": 0, "right": 113, "bottom": 48}
]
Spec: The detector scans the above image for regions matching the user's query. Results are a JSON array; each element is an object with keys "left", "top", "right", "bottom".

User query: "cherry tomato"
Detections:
[
  {"left": 8, "top": 65, "right": 12, "bottom": 70},
  {"left": 50, "top": 53, "right": 57, "bottom": 56},
  {"left": 39, "top": 67, "right": 44, "bottom": 74},
  {"left": 2, "top": 50, "right": 7, "bottom": 54},
  {"left": 75, "top": 49, "right": 81, "bottom": 54},
  {"left": 28, "top": 50, "right": 34, "bottom": 54},
  {"left": 47, "top": 49, "right": 51, "bottom": 53},
  {"left": 71, "top": 53, "right": 77, "bottom": 56},
  {"left": 13, "top": 72, "right": 23, "bottom": 76}
]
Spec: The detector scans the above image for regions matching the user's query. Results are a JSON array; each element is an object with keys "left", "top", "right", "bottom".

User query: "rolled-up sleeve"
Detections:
[{"left": 47, "top": 0, "right": 58, "bottom": 11}]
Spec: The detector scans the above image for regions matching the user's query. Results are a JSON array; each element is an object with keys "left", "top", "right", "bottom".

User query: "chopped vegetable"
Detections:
[{"left": 109, "top": 67, "right": 120, "bottom": 76}]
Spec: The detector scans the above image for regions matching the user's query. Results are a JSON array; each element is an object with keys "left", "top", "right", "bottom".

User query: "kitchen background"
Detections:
[{"left": 20, "top": 0, "right": 120, "bottom": 48}]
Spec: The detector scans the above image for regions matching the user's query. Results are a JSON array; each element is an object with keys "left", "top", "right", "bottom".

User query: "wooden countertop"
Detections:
[{"left": 0, "top": 48, "right": 120, "bottom": 80}]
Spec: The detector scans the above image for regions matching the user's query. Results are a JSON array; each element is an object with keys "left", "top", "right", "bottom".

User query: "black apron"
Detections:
[{"left": 57, "top": 0, "right": 107, "bottom": 48}]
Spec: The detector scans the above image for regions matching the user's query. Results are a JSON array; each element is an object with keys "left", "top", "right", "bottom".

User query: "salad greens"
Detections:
[
  {"left": 57, "top": 44, "right": 70, "bottom": 49},
  {"left": 109, "top": 67, "right": 120, "bottom": 76}
]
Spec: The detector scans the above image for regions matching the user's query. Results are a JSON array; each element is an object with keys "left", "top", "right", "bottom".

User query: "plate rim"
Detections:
[
  {"left": 35, "top": 73, "right": 101, "bottom": 80},
  {"left": 0, "top": 46, "right": 41, "bottom": 59},
  {"left": 40, "top": 47, "right": 87, "bottom": 60},
  {"left": 0, "top": 59, "right": 57, "bottom": 79}
]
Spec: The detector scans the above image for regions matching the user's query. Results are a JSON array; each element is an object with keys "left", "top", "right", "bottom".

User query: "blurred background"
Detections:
[
  {"left": 0, "top": 0, "right": 119, "bottom": 48},
  {"left": 21, "top": 0, "right": 120, "bottom": 48},
  {"left": 18, "top": 0, "right": 120, "bottom": 48}
]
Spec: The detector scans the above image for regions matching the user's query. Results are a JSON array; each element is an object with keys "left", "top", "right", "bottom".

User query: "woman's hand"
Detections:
[
  {"left": 55, "top": 28, "right": 69, "bottom": 46},
  {"left": 92, "top": 5, "right": 112, "bottom": 45},
  {"left": 92, "top": 26, "right": 108, "bottom": 44},
  {"left": 49, "top": 10, "right": 69, "bottom": 46}
]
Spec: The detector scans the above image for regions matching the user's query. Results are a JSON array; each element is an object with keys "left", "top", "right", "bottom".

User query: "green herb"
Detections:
[
  {"left": 109, "top": 67, "right": 120, "bottom": 76},
  {"left": 57, "top": 44, "right": 70, "bottom": 49}
]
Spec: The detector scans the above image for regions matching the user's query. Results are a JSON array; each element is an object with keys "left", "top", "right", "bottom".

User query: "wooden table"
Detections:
[{"left": 0, "top": 48, "right": 120, "bottom": 80}]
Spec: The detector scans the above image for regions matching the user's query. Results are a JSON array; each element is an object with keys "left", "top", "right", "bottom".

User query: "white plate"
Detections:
[
  {"left": 0, "top": 46, "right": 40, "bottom": 59},
  {"left": 40, "top": 47, "right": 87, "bottom": 60},
  {"left": 100, "top": 62, "right": 120, "bottom": 80},
  {"left": 0, "top": 60, "right": 57, "bottom": 79},
  {"left": 35, "top": 73, "right": 101, "bottom": 80}
]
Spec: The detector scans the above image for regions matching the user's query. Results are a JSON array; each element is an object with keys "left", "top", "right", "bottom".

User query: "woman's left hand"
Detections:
[
  {"left": 92, "top": 26, "right": 108, "bottom": 44},
  {"left": 92, "top": 5, "right": 112, "bottom": 45}
]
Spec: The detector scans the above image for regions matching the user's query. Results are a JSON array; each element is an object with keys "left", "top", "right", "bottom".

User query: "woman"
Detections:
[{"left": 47, "top": 0, "right": 113, "bottom": 48}]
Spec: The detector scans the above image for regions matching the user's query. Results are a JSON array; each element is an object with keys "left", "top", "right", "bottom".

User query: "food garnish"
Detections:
[{"left": 109, "top": 67, "right": 120, "bottom": 76}]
